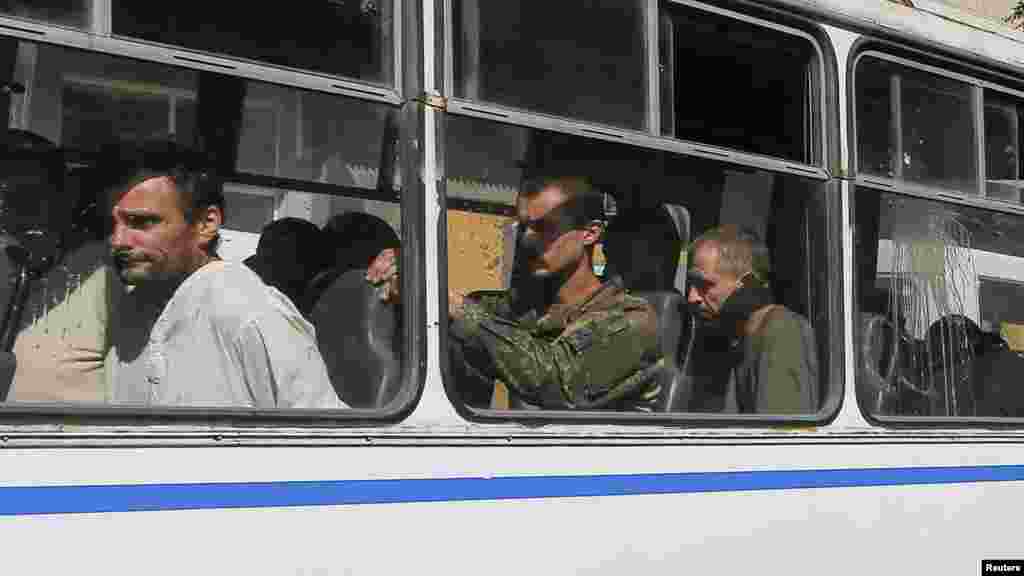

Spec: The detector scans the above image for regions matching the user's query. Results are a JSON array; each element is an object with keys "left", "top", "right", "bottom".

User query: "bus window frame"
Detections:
[
  {"left": 442, "top": 0, "right": 832, "bottom": 175},
  {"left": 0, "top": 12, "right": 403, "bottom": 107},
  {"left": 0, "top": 1, "right": 95, "bottom": 33},
  {"left": 0, "top": 29, "right": 427, "bottom": 428},
  {"left": 104, "top": 0, "right": 403, "bottom": 92},
  {"left": 850, "top": 37, "right": 1024, "bottom": 428},
  {"left": 437, "top": 121, "right": 844, "bottom": 427},
  {"left": 437, "top": 0, "right": 843, "bottom": 427},
  {"left": 662, "top": 0, "right": 828, "bottom": 167}
]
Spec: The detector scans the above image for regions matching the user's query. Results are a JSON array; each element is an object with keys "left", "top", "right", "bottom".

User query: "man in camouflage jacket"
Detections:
[{"left": 369, "top": 176, "right": 661, "bottom": 411}]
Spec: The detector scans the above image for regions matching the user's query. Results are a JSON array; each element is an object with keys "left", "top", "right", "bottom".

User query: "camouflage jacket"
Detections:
[{"left": 449, "top": 278, "right": 662, "bottom": 411}]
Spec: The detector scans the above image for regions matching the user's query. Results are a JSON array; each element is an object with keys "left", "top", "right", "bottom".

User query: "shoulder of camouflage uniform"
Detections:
[
  {"left": 619, "top": 291, "right": 658, "bottom": 338},
  {"left": 466, "top": 289, "right": 514, "bottom": 314},
  {"left": 619, "top": 291, "right": 654, "bottom": 312}
]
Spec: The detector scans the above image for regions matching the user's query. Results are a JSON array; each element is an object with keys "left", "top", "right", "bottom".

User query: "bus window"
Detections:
[
  {"left": 659, "top": 2, "right": 821, "bottom": 165},
  {"left": 451, "top": 0, "right": 647, "bottom": 130},
  {"left": 856, "top": 190, "right": 1024, "bottom": 419},
  {"left": 853, "top": 50, "right": 1024, "bottom": 421},
  {"left": 444, "top": 114, "right": 834, "bottom": 419},
  {"left": 0, "top": 36, "right": 406, "bottom": 415},
  {"left": 855, "top": 55, "right": 978, "bottom": 193},
  {"left": 0, "top": 0, "right": 90, "bottom": 29},
  {"left": 112, "top": 0, "right": 394, "bottom": 85},
  {"left": 983, "top": 90, "right": 1023, "bottom": 203}
]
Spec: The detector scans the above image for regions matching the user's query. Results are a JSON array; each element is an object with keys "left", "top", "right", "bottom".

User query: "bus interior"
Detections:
[{"left": 0, "top": 36, "right": 405, "bottom": 409}]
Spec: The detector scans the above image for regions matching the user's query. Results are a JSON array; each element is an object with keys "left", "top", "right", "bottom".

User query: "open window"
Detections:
[
  {"left": 983, "top": 89, "right": 1024, "bottom": 203},
  {"left": 659, "top": 1, "right": 823, "bottom": 165},
  {"left": 0, "top": 36, "right": 411, "bottom": 416},
  {"left": 855, "top": 54, "right": 978, "bottom": 193},
  {"left": 451, "top": 0, "right": 648, "bottom": 130},
  {"left": 448, "top": 0, "right": 827, "bottom": 174},
  {"left": 443, "top": 114, "right": 837, "bottom": 421}
]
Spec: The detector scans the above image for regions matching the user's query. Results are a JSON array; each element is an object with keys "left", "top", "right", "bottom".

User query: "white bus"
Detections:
[{"left": 0, "top": 0, "right": 1021, "bottom": 574}]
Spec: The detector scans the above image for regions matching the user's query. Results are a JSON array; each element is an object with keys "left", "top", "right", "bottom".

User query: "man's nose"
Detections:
[
  {"left": 687, "top": 285, "right": 702, "bottom": 306},
  {"left": 109, "top": 222, "right": 130, "bottom": 249}
]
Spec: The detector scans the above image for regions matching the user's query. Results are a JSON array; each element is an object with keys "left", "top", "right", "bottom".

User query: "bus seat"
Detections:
[
  {"left": 924, "top": 314, "right": 981, "bottom": 416},
  {"left": 662, "top": 204, "right": 691, "bottom": 293},
  {"left": 308, "top": 267, "right": 401, "bottom": 409},
  {"left": 304, "top": 211, "right": 400, "bottom": 313},
  {"left": 860, "top": 313, "right": 899, "bottom": 415},
  {"left": 602, "top": 204, "right": 687, "bottom": 411},
  {"left": 632, "top": 290, "right": 688, "bottom": 412},
  {"left": 972, "top": 338, "right": 1024, "bottom": 418}
]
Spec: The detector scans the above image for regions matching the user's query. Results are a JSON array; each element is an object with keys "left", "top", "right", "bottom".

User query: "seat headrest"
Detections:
[{"left": 926, "top": 314, "right": 983, "bottom": 361}]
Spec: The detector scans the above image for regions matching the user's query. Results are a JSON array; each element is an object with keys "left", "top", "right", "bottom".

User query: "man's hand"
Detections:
[
  {"left": 448, "top": 289, "right": 467, "bottom": 319},
  {"left": 366, "top": 248, "right": 400, "bottom": 302},
  {"left": 367, "top": 249, "right": 469, "bottom": 316}
]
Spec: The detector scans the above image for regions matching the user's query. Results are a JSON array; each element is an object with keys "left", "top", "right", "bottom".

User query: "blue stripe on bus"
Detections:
[{"left": 0, "top": 464, "right": 1021, "bottom": 516}]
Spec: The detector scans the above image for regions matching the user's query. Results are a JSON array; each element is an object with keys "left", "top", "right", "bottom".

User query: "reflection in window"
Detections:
[
  {"left": 856, "top": 56, "right": 977, "bottom": 192},
  {"left": 857, "top": 189, "right": 1024, "bottom": 418},
  {"left": 60, "top": 79, "right": 194, "bottom": 151},
  {"left": 856, "top": 57, "right": 895, "bottom": 178},
  {"left": 0, "top": 36, "right": 403, "bottom": 411},
  {"left": 980, "top": 277, "right": 1024, "bottom": 330},
  {"left": 984, "top": 91, "right": 1023, "bottom": 203},
  {"left": 223, "top": 187, "right": 278, "bottom": 234},
  {"left": 238, "top": 83, "right": 398, "bottom": 190},
  {"left": 112, "top": 0, "right": 393, "bottom": 85},
  {"left": 452, "top": 0, "right": 647, "bottom": 130},
  {"left": 8, "top": 43, "right": 398, "bottom": 194},
  {"left": 902, "top": 71, "right": 976, "bottom": 190},
  {"left": 661, "top": 3, "right": 819, "bottom": 163},
  {"left": 445, "top": 114, "right": 830, "bottom": 416},
  {"left": 0, "top": 0, "right": 90, "bottom": 28}
]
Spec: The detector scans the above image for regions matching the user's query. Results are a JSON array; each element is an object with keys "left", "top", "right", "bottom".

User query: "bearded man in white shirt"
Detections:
[{"left": 102, "top": 142, "right": 343, "bottom": 409}]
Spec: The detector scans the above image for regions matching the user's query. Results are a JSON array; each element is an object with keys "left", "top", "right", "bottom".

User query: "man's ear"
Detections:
[
  {"left": 581, "top": 219, "right": 604, "bottom": 247},
  {"left": 195, "top": 205, "right": 223, "bottom": 248}
]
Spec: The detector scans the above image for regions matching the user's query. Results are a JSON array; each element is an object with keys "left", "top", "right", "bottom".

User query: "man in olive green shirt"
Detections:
[
  {"left": 369, "top": 176, "right": 661, "bottom": 411},
  {"left": 686, "top": 225, "right": 818, "bottom": 414}
]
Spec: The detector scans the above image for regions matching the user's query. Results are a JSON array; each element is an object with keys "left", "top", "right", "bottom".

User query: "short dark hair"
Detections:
[
  {"left": 98, "top": 139, "right": 225, "bottom": 224},
  {"left": 520, "top": 175, "right": 604, "bottom": 226}
]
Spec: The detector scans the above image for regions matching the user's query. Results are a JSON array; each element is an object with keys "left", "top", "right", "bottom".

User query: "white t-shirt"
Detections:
[{"left": 107, "top": 260, "right": 344, "bottom": 409}]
